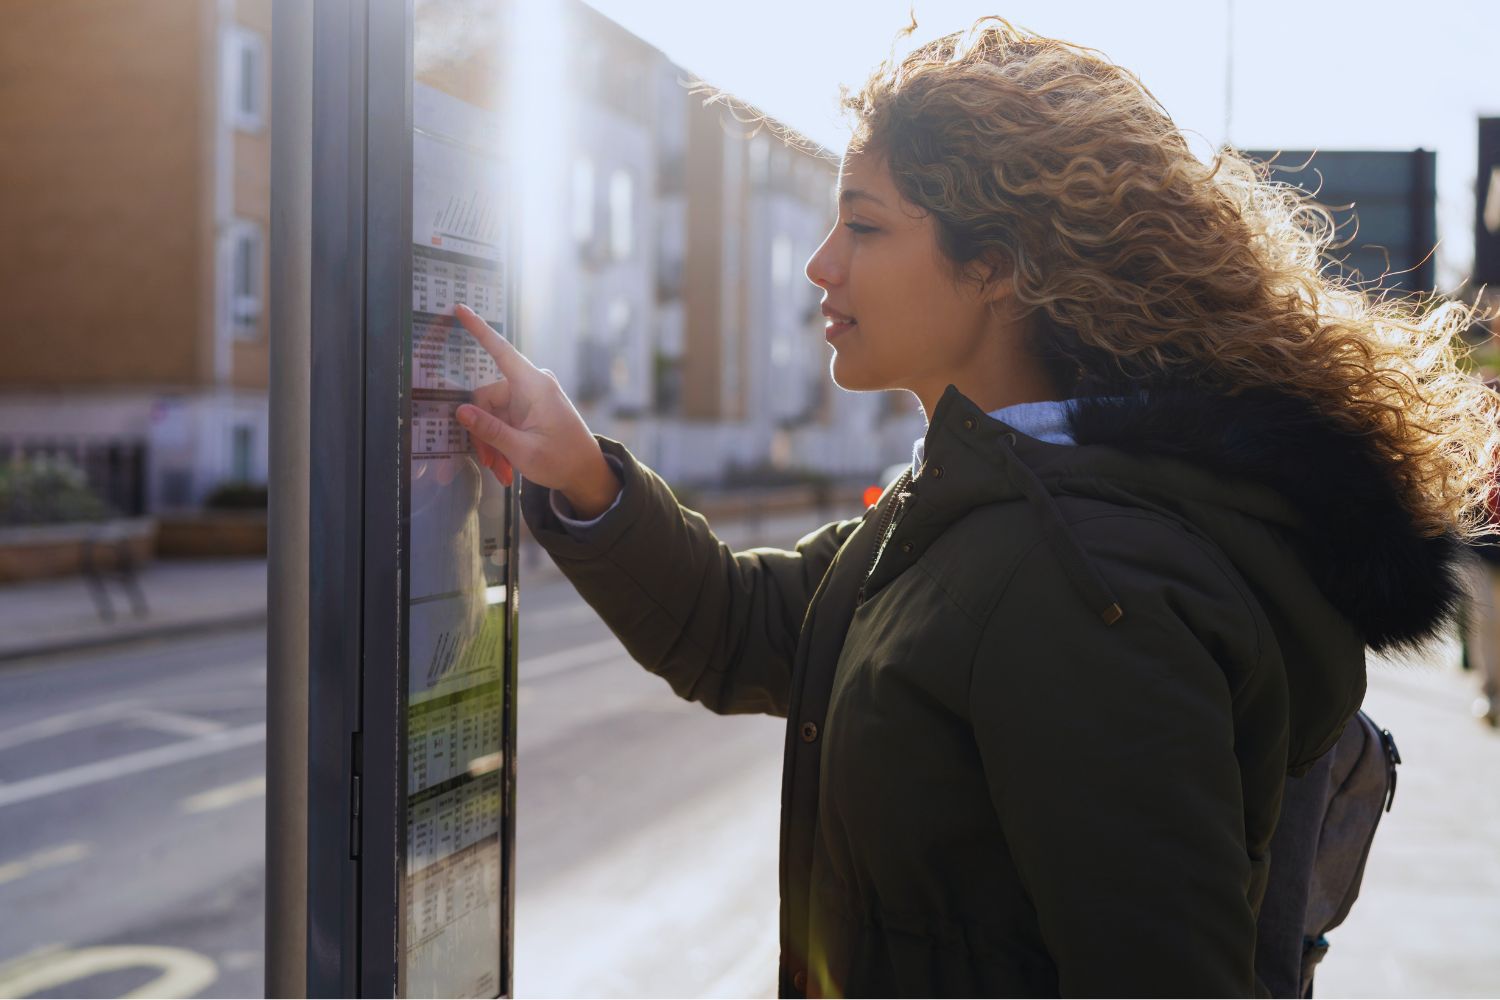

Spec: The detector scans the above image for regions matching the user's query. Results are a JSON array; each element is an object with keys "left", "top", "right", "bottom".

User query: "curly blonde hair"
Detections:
[{"left": 841, "top": 17, "right": 1500, "bottom": 540}]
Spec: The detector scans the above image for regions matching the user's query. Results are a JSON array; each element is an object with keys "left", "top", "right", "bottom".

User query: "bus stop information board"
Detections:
[
  {"left": 277, "top": 2, "right": 519, "bottom": 996},
  {"left": 404, "top": 78, "right": 512, "bottom": 997},
  {"left": 403, "top": 5, "right": 518, "bottom": 992}
]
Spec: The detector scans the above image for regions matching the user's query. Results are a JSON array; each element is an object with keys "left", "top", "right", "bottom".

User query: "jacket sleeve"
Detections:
[
  {"left": 520, "top": 435, "right": 869, "bottom": 717},
  {"left": 969, "top": 517, "right": 1260, "bottom": 998}
]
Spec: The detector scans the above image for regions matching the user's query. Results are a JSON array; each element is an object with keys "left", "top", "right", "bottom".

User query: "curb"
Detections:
[{"left": 0, "top": 610, "right": 268, "bottom": 665}]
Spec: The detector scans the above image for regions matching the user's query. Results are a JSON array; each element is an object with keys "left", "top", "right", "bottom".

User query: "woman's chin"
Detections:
[{"left": 829, "top": 354, "right": 878, "bottom": 393}]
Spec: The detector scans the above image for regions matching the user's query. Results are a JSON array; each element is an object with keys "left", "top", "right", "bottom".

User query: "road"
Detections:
[
  {"left": 1, "top": 502, "right": 1497, "bottom": 997},
  {"left": 0, "top": 508, "right": 835, "bottom": 999},
  {"left": 0, "top": 630, "right": 269, "bottom": 999}
]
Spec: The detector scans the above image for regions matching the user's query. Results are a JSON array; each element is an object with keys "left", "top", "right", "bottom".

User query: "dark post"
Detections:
[
  {"left": 266, "top": 0, "right": 312, "bottom": 995},
  {"left": 1477, "top": 119, "right": 1500, "bottom": 287},
  {"left": 1409, "top": 148, "right": 1437, "bottom": 293}
]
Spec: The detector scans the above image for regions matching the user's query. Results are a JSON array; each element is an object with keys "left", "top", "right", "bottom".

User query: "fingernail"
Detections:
[{"left": 455, "top": 405, "right": 475, "bottom": 426}]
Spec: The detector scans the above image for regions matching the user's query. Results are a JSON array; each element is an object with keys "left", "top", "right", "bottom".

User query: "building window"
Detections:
[
  {"left": 608, "top": 169, "right": 634, "bottom": 260},
  {"left": 749, "top": 134, "right": 770, "bottom": 187},
  {"left": 230, "top": 222, "right": 263, "bottom": 337},
  {"left": 771, "top": 234, "right": 793, "bottom": 288},
  {"left": 231, "top": 424, "right": 254, "bottom": 481},
  {"left": 571, "top": 157, "right": 595, "bottom": 244},
  {"left": 225, "top": 28, "right": 265, "bottom": 132}
]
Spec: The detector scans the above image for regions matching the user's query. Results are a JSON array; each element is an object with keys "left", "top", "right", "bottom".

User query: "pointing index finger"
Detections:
[{"left": 453, "top": 304, "right": 531, "bottom": 380}]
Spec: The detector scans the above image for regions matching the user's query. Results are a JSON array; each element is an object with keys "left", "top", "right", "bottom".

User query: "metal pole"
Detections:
[
  {"left": 1223, "top": 0, "right": 1234, "bottom": 147},
  {"left": 266, "top": 1, "right": 312, "bottom": 995}
]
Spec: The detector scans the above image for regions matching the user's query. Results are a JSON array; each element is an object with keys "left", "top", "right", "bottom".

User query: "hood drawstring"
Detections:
[{"left": 997, "top": 433, "right": 1125, "bottom": 626}]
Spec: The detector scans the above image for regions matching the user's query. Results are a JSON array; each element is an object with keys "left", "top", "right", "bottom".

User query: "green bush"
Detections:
[
  {"left": 204, "top": 481, "right": 269, "bottom": 510},
  {"left": 0, "top": 455, "right": 114, "bottom": 526}
]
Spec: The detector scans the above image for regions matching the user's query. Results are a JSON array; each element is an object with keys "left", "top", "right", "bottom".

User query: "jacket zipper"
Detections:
[
  {"left": 856, "top": 467, "right": 913, "bottom": 608},
  {"left": 1379, "top": 724, "right": 1401, "bottom": 812}
]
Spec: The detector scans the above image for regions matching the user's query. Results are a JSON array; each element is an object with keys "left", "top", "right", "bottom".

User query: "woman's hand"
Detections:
[{"left": 451, "top": 304, "right": 620, "bottom": 516}]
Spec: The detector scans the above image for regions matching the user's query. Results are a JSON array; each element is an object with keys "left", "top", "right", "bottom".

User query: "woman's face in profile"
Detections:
[{"left": 805, "top": 148, "right": 1003, "bottom": 404}]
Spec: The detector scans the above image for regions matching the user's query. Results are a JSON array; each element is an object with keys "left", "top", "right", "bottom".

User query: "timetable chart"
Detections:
[
  {"left": 413, "top": 246, "right": 506, "bottom": 320},
  {"left": 404, "top": 835, "right": 502, "bottom": 998},
  {"left": 412, "top": 313, "right": 502, "bottom": 395},
  {"left": 413, "top": 400, "right": 470, "bottom": 458},
  {"left": 407, "top": 764, "right": 502, "bottom": 871},
  {"left": 407, "top": 674, "right": 505, "bottom": 794}
]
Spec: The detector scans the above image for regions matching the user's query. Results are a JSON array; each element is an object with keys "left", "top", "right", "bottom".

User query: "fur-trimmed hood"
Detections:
[
  {"left": 1066, "top": 386, "right": 1466, "bottom": 655},
  {"left": 1052, "top": 384, "right": 1466, "bottom": 771},
  {"left": 919, "top": 382, "right": 1465, "bottom": 772}
]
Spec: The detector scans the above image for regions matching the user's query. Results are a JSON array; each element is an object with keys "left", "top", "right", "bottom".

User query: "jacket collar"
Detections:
[{"left": 901, "top": 382, "right": 1464, "bottom": 655}]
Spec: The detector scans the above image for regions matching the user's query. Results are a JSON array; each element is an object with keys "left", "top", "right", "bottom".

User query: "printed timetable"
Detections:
[{"left": 403, "top": 78, "right": 512, "bottom": 999}]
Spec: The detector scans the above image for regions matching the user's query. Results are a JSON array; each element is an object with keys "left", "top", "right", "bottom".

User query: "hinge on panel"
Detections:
[{"left": 349, "top": 731, "right": 363, "bottom": 860}]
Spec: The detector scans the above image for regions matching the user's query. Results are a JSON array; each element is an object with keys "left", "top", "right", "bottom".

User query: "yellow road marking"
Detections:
[
  {"left": 180, "top": 774, "right": 267, "bottom": 814},
  {"left": 0, "top": 944, "right": 217, "bottom": 999},
  {"left": 0, "top": 842, "right": 91, "bottom": 886}
]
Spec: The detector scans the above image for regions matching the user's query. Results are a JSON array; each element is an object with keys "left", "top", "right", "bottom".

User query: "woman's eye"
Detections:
[{"left": 844, "top": 222, "right": 877, "bottom": 235}]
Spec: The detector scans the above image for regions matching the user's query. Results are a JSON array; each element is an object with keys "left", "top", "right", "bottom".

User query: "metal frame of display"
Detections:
[{"left": 273, "top": 1, "right": 519, "bottom": 995}]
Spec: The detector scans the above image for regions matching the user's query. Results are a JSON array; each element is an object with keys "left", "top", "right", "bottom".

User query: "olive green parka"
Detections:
[{"left": 519, "top": 383, "right": 1461, "bottom": 997}]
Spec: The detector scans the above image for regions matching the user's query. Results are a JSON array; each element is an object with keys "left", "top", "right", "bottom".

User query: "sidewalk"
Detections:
[
  {"left": 0, "top": 557, "right": 269, "bottom": 662},
  {"left": 0, "top": 502, "right": 855, "bottom": 663},
  {"left": 1316, "top": 638, "right": 1500, "bottom": 997}
]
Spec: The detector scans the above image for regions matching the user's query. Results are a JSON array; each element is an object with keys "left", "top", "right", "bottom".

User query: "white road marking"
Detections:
[
  {"left": 130, "top": 708, "right": 229, "bottom": 738},
  {"left": 520, "top": 638, "right": 622, "bottom": 681},
  {"left": 0, "top": 944, "right": 217, "bottom": 999},
  {"left": 180, "top": 774, "right": 266, "bottom": 814},
  {"left": 0, "top": 700, "right": 142, "bottom": 752},
  {"left": 0, "top": 841, "right": 92, "bottom": 886},
  {"left": 0, "top": 723, "right": 266, "bottom": 810}
]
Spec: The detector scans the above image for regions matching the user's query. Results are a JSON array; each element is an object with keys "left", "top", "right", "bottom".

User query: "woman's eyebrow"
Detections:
[{"left": 838, "top": 188, "right": 887, "bottom": 209}]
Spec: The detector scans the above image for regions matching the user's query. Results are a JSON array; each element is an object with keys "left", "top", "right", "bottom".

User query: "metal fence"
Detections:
[{"left": 0, "top": 438, "right": 149, "bottom": 517}]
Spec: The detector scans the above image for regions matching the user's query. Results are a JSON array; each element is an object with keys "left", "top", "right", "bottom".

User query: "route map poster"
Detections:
[{"left": 405, "top": 2, "right": 514, "bottom": 996}]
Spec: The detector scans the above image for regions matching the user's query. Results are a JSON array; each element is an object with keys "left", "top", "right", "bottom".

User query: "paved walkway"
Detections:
[
  {"left": 1317, "top": 638, "right": 1500, "bottom": 997},
  {"left": 0, "top": 504, "right": 847, "bottom": 664},
  {"left": 0, "top": 558, "right": 268, "bottom": 662}
]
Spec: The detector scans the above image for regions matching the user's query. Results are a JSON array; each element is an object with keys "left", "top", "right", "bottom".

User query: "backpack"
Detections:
[{"left": 1254, "top": 709, "right": 1402, "bottom": 997}]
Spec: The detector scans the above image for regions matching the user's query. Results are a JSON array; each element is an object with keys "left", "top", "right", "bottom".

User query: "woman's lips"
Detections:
[{"left": 825, "top": 318, "right": 857, "bottom": 341}]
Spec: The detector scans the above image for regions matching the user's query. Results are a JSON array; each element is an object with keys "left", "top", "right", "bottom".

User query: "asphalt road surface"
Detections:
[
  {"left": 0, "top": 630, "right": 270, "bottom": 999},
  {"left": 0, "top": 508, "right": 833, "bottom": 999}
]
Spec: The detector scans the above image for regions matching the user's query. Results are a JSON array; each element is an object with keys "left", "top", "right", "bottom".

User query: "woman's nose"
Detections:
[{"left": 805, "top": 229, "right": 843, "bottom": 289}]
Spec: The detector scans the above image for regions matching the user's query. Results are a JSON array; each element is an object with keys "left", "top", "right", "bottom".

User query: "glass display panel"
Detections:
[{"left": 404, "top": 3, "right": 513, "bottom": 996}]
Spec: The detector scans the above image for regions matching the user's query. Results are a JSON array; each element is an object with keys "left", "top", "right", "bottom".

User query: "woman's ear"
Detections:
[{"left": 970, "top": 250, "right": 1018, "bottom": 306}]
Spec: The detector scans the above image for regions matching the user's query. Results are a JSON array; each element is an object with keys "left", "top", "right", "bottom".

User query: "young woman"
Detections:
[{"left": 453, "top": 18, "right": 1498, "bottom": 997}]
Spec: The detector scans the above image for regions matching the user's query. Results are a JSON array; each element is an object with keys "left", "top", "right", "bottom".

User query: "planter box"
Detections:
[
  {"left": 0, "top": 518, "right": 157, "bottom": 583},
  {"left": 156, "top": 511, "right": 268, "bottom": 557}
]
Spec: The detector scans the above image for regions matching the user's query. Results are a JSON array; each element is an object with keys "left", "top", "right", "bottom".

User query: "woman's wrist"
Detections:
[{"left": 560, "top": 450, "right": 622, "bottom": 520}]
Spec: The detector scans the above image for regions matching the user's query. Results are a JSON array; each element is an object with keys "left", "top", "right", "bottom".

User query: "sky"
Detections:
[{"left": 581, "top": 0, "right": 1498, "bottom": 289}]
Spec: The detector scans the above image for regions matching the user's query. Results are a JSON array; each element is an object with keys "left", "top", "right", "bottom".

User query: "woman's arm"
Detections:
[
  {"left": 447, "top": 305, "right": 869, "bottom": 716},
  {"left": 522, "top": 434, "right": 869, "bottom": 717},
  {"left": 969, "top": 514, "right": 1264, "bottom": 997}
]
